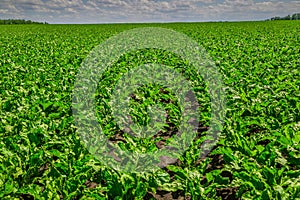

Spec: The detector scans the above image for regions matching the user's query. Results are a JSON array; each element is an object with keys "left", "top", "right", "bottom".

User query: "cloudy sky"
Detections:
[{"left": 0, "top": 0, "right": 299, "bottom": 24}]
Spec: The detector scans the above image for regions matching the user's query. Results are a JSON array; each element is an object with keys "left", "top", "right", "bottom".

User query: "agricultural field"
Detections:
[{"left": 0, "top": 21, "right": 300, "bottom": 199}]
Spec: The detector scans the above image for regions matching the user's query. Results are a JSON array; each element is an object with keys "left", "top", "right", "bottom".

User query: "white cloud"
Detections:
[
  {"left": 0, "top": 0, "right": 299, "bottom": 23},
  {"left": 0, "top": 1, "right": 21, "bottom": 14}
]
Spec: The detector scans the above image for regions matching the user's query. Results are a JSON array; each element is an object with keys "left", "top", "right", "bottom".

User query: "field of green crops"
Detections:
[{"left": 1, "top": 21, "right": 300, "bottom": 199}]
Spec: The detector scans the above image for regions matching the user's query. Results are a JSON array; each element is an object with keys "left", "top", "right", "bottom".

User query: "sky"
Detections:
[{"left": 0, "top": 0, "right": 299, "bottom": 24}]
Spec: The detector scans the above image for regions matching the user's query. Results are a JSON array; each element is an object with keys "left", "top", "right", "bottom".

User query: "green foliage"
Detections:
[
  {"left": 0, "top": 21, "right": 300, "bottom": 199},
  {"left": 267, "top": 13, "right": 300, "bottom": 21},
  {"left": 0, "top": 19, "right": 47, "bottom": 25}
]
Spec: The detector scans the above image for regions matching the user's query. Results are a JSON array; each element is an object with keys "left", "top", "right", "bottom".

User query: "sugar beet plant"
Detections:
[{"left": 0, "top": 21, "right": 300, "bottom": 199}]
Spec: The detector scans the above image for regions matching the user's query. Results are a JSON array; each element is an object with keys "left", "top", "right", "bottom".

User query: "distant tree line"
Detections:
[
  {"left": 0, "top": 19, "right": 48, "bottom": 25},
  {"left": 266, "top": 13, "right": 300, "bottom": 21}
]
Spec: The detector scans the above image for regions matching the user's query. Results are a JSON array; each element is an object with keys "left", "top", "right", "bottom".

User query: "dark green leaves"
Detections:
[{"left": 1, "top": 21, "right": 299, "bottom": 199}]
